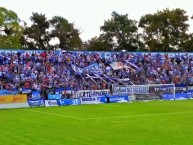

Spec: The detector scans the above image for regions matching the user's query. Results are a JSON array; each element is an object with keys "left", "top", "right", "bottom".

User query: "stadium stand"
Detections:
[{"left": 0, "top": 50, "right": 193, "bottom": 99}]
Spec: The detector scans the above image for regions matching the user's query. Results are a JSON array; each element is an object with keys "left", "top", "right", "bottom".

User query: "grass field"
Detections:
[{"left": 1, "top": 100, "right": 193, "bottom": 145}]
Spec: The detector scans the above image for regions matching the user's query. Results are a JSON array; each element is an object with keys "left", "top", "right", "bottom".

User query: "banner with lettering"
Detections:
[
  {"left": 0, "top": 94, "right": 27, "bottom": 104},
  {"left": 48, "top": 94, "right": 62, "bottom": 100},
  {"left": 81, "top": 97, "right": 101, "bottom": 104},
  {"left": 31, "top": 91, "right": 41, "bottom": 100},
  {"left": 0, "top": 90, "right": 18, "bottom": 95},
  {"left": 74, "top": 89, "right": 110, "bottom": 98},
  {"left": 112, "top": 85, "right": 132, "bottom": 95},
  {"left": 58, "top": 98, "right": 81, "bottom": 106},
  {"left": 175, "top": 84, "right": 187, "bottom": 93},
  {"left": 45, "top": 100, "right": 59, "bottom": 107},
  {"left": 108, "top": 95, "right": 129, "bottom": 103},
  {"left": 28, "top": 99, "right": 45, "bottom": 107}
]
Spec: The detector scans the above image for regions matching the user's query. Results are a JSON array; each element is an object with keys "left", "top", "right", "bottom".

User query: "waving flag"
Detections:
[
  {"left": 71, "top": 64, "right": 82, "bottom": 75},
  {"left": 110, "top": 62, "right": 130, "bottom": 70},
  {"left": 127, "top": 62, "right": 140, "bottom": 70},
  {"left": 82, "top": 63, "right": 102, "bottom": 75}
]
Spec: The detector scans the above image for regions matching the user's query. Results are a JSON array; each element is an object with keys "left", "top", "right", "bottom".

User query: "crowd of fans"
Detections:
[{"left": 0, "top": 51, "right": 193, "bottom": 95}]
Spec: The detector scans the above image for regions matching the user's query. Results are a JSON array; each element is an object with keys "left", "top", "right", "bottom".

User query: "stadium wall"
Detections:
[
  {"left": 0, "top": 94, "right": 29, "bottom": 109},
  {"left": 0, "top": 102, "right": 29, "bottom": 109},
  {"left": 0, "top": 94, "right": 27, "bottom": 104}
]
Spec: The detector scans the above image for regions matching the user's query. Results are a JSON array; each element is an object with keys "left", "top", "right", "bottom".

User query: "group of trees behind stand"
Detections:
[{"left": 1, "top": 7, "right": 193, "bottom": 52}]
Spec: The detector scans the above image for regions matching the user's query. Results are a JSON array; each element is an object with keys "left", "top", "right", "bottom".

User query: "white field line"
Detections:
[
  {"left": 20, "top": 108, "right": 193, "bottom": 121},
  {"left": 87, "top": 111, "right": 193, "bottom": 120},
  {"left": 21, "top": 109, "right": 86, "bottom": 120}
]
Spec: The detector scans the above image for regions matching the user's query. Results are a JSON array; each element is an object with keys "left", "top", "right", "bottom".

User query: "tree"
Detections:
[
  {"left": 0, "top": 7, "right": 23, "bottom": 49},
  {"left": 49, "top": 16, "right": 82, "bottom": 50},
  {"left": 183, "top": 16, "right": 193, "bottom": 52},
  {"left": 23, "top": 12, "right": 50, "bottom": 50},
  {"left": 85, "top": 33, "right": 114, "bottom": 51},
  {"left": 100, "top": 11, "right": 142, "bottom": 51},
  {"left": 139, "top": 8, "right": 189, "bottom": 52},
  {"left": 182, "top": 33, "right": 193, "bottom": 52}
]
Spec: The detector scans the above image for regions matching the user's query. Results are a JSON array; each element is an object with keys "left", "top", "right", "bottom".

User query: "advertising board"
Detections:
[
  {"left": 0, "top": 94, "right": 27, "bottom": 104},
  {"left": 45, "top": 100, "right": 59, "bottom": 107},
  {"left": 28, "top": 99, "right": 45, "bottom": 107},
  {"left": 75, "top": 89, "right": 110, "bottom": 98}
]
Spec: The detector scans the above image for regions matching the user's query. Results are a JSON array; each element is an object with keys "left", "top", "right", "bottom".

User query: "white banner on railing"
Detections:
[
  {"left": 112, "top": 85, "right": 149, "bottom": 95},
  {"left": 81, "top": 97, "right": 101, "bottom": 104},
  {"left": 112, "top": 85, "right": 132, "bottom": 95},
  {"left": 112, "top": 84, "right": 176, "bottom": 97},
  {"left": 45, "top": 100, "right": 59, "bottom": 107},
  {"left": 75, "top": 89, "right": 110, "bottom": 98}
]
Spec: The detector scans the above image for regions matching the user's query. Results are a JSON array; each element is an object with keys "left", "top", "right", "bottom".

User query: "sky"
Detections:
[{"left": 1, "top": 0, "right": 193, "bottom": 41}]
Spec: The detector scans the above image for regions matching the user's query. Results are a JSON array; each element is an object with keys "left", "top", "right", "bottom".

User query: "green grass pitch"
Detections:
[{"left": 1, "top": 100, "right": 193, "bottom": 145}]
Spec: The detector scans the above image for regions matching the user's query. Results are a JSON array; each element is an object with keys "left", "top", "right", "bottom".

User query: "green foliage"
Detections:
[
  {"left": 139, "top": 8, "right": 189, "bottom": 52},
  {"left": 0, "top": 6, "right": 192, "bottom": 52},
  {"left": 86, "top": 34, "right": 114, "bottom": 51},
  {"left": 23, "top": 12, "right": 50, "bottom": 49},
  {"left": 0, "top": 7, "right": 23, "bottom": 49},
  {"left": 23, "top": 14, "right": 82, "bottom": 50},
  {"left": 49, "top": 16, "right": 82, "bottom": 50},
  {"left": 182, "top": 33, "right": 193, "bottom": 52},
  {"left": 100, "top": 11, "right": 142, "bottom": 51}
]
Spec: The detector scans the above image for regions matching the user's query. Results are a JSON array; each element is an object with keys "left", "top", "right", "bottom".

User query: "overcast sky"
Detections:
[{"left": 1, "top": 0, "right": 193, "bottom": 41}]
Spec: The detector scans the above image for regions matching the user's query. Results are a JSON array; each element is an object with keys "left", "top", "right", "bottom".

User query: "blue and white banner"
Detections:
[
  {"left": 58, "top": 98, "right": 81, "bottom": 106},
  {"left": 55, "top": 87, "right": 64, "bottom": 94},
  {"left": 80, "top": 95, "right": 129, "bottom": 103},
  {"left": 75, "top": 89, "right": 110, "bottom": 98},
  {"left": 45, "top": 100, "right": 59, "bottom": 107},
  {"left": 175, "top": 84, "right": 187, "bottom": 93},
  {"left": 81, "top": 97, "right": 101, "bottom": 104},
  {"left": 0, "top": 90, "right": 18, "bottom": 95},
  {"left": 2, "top": 50, "right": 193, "bottom": 58},
  {"left": 71, "top": 64, "right": 83, "bottom": 75},
  {"left": 162, "top": 93, "right": 189, "bottom": 100},
  {"left": 58, "top": 99, "right": 70, "bottom": 106},
  {"left": 186, "top": 90, "right": 193, "bottom": 98},
  {"left": 28, "top": 99, "right": 45, "bottom": 107},
  {"left": 22, "top": 88, "right": 32, "bottom": 94},
  {"left": 108, "top": 95, "right": 129, "bottom": 103},
  {"left": 118, "top": 78, "right": 130, "bottom": 82},
  {"left": 48, "top": 94, "right": 62, "bottom": 100},
  {"left": 127, "top": 62, "right": 140, "bottom": 70},
  {"left": 153, "top": 84, "right": 175, "bottom": 92},
  {"left": 31, "top": 91, "right": 41, "bottom": 100},
  {"left": 71, "top": 99, "right": 81, "bottom": 105},
  {"left": 104, "top": 52, "right": 112, "bottom": 59},
  {"left": 174, "top": 93, "right": 189, "bottom": 100},
  {"left": 82, "top": 63, "right": 101, "bottom": 75}
]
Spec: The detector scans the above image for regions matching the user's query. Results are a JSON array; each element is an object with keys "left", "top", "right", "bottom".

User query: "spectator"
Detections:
[{"left": 0, "top": 50, "right": 193, "bottom": 94}]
